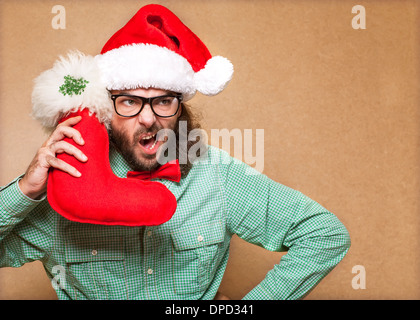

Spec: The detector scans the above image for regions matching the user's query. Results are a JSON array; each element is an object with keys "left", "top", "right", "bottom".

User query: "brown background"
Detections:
[{"left": 0, "top": 0, "right": 419, "bottom": 300}]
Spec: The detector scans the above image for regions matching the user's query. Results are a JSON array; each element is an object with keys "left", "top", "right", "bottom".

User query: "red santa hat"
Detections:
[
  {"left": 32, "top": 4, "right": 233, "bottom": 130},
  {"left": 95, "top": 4, "right": 234, "bottom": 101}
]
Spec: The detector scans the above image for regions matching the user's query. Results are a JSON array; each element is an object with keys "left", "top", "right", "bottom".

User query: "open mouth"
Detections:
[{"left": 139, "top": 133, "right": 158, "bottom": 152}]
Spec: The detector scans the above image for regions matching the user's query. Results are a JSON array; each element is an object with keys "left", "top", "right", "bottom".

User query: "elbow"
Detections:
[
  {"left": 340, "top": 216, "right": 351, "bottom": 245},
  {"left": 335, "top": 219, "right": 351, "bottom": 256}
]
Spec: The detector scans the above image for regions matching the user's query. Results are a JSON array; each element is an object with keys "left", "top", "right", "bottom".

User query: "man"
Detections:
[{"left": 0, "top": 4, "right": 350, "bottom": 300}]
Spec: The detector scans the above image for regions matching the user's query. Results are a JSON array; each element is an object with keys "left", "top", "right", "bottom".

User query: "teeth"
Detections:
[
  {"left": 142, "top": 134, "right": 156, "bottom": 141},
  {"left": 146, "top": 139, "right": 158, "bottom": 150}
]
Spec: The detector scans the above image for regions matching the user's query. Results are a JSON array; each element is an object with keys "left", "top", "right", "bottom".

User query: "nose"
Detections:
[{"left": 137, "top": 103, "right": 156, "bottom": 128}]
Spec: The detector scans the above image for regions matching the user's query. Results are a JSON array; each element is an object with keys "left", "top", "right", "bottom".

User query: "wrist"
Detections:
[{"left": 18, "top": 177, "right": 46, "bottom": 200}]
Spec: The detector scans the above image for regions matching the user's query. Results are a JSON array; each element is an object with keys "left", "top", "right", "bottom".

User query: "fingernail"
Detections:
[
  {"left": 76, "top": 171, "right": 82, "bottom": 177},
  {"left": 82, "top": 155, "right": 88, "bottom": 161}
]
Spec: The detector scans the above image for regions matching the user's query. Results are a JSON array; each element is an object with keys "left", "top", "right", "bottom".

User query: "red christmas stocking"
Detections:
[
  {"left": 31, "top": 51, "right": 177, "bottom": 226},
  {"left": 48, "top": 108, "right": 176, "bottom": 226}
]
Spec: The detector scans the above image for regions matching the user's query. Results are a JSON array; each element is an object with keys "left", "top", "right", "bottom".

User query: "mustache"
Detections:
[{"left": 132, "top": 124, "right": 163, "bottom": 143}]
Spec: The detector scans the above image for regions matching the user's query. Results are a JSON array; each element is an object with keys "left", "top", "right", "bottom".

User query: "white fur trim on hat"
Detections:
[
  {"left": 96, "top": 44, "right": 196, "bottom": 100},
  {"left": 95, "top": 43, "right": 233, "bottom": 101},
  {"left": 31, "top": 51, "right": 113, "bottom": 130}
]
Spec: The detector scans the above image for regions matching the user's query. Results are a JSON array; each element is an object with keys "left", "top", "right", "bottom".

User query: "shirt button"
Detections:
[
  {"left": 147, "top": 268, "right": 153, "bottom": 275},
  {"left": 147, "top": 230, "right": 152, "bottom": 237},
  {"left": 197, "top": 235, "right": 204, "bottom": 242},
  {"left": 91, "top": 250, "right": 98, "bottom": 256}
]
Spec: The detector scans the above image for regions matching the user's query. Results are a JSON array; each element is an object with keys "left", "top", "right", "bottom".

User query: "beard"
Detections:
[{"left": 108, "top": 123, "right": 164, "bottom": 172}]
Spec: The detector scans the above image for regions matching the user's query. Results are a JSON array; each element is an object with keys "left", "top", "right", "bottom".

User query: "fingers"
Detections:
[
  {"left": 50, "top": 140, "right": 88, "bottom": 163},
  {"left": 43, "top": 115, "right": 88, "bottom": 177},
  {"left": 45, "top": 116, "right": 85, "bottom": 147},
  {"left": 40, "top": 138, "right": 88, "bottom": 178},
  {"left": 45, "top": 154, "right": 82, "bottom": 178},
  {"left": 19, "top": 116, "right": 88, "bottom": 199},
  {"left": 59, "top": 115, "right": 83, "bottom": 127}
]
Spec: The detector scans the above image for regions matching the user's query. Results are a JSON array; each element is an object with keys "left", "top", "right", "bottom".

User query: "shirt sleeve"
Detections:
[
  {"left": 218, "top": 151, "right": 351, "bottom": 300},
  {"left": 0, "top": 177, "right": 49, "bottom": 267}
]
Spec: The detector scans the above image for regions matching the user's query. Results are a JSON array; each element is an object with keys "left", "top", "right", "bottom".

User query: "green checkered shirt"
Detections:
[{"left": 0, "top": 146, "right": 350, "bottom": 300}]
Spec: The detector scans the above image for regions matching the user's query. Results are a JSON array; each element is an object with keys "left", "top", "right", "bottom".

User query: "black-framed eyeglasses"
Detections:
[{"left": 110, "top": 93, "right": 183, "bottom": 118}]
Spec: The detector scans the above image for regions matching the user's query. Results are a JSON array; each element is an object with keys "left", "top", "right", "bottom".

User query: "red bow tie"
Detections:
[{"left": 127, "top": 159, "right": 181, "bottom": 183}]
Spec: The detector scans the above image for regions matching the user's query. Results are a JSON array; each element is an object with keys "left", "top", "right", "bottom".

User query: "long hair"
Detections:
[{"left": 173, "top": 102, "right": 207, "bottom": 178}]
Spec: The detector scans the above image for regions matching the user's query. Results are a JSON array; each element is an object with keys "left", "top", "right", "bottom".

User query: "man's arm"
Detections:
[
  {"left": 0, "top": 177, "right": 44, "bottom": 240},
  {"left": 0, "top": 176, "right": 49, "bottom": 267},
  {"left": 0, "top": 116, "right": 87, "bottom": 267},
  {"left": 218, "top": 150, "right": 351, "bottom": 300}
]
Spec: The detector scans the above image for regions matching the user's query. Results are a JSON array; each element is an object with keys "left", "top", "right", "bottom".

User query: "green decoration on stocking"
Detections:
[{"left": 59, "top": 75, "right": 89, "bottom": 96}]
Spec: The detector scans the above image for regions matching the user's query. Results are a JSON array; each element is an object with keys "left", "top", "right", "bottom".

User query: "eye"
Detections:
[
  {"left": 156, "top": 97, "right": 175, "bottom": 106},
  {"left": 122, "top": 99, "right": 136, "bottom": 106},
  {"left": 115, "top": 96, "right": 142, "bottom": 112}
]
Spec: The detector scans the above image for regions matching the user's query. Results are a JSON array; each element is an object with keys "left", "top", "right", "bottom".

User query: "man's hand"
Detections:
[{"left": 18, "top": 116, "right": 88, "bottom": 199}]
